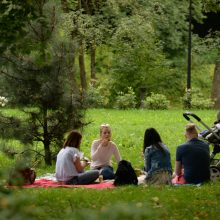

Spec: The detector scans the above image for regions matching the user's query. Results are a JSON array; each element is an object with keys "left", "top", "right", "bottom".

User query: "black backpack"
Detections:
[{"left": 114, "top": 160, "right": 138, "bottom": 186}]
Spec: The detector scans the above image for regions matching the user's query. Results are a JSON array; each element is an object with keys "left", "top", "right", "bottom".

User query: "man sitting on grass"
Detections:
[{"left": 172, "top": 123, "right": 210, "bottom": 185}]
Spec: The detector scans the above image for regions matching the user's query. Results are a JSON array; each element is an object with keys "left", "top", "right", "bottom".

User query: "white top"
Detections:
[
  {"left": 55, "top": 146, "right": 80, "bottom": 181},
  {"left": 90, "top": 140, "right": 121, "bottom": 169}
]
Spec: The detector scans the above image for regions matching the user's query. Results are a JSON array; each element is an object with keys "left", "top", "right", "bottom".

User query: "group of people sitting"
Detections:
[{"left": 55, "top": 122, "right": 211, "bottom": 186}]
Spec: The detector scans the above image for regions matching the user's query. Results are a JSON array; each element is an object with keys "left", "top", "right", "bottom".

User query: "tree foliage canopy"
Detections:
[
  {"left": 0, "top": 0, "right": 36, "bottom": 53},
  {"left": 0, "top": 0, "right": 85, "bottom": 165}
]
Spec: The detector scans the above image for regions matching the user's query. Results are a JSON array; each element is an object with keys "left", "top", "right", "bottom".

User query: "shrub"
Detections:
[
  {"left": 191, "top": 98, "right": 214, "bottom": 109},
  {"left": 115, "top": 87, "right": 137, "bottom": 109},
  {"left": 143, "top": 93, "right": 170, "bottom": 110},
  {"left": 182, "top": 88, "right": 214, "bottom": 109},
  {"left": 84, "top": 85, "right": 105, "bottom": 108}
]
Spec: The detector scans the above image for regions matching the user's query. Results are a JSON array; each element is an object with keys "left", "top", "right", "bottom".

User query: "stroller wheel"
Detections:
[{"left": 210, "top": 165, "right": 220, "bottom": 181}]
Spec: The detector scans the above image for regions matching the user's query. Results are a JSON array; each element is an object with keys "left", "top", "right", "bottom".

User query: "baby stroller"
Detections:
[{"left": 183, "top": 112, "right": 220, "bottom": 181}]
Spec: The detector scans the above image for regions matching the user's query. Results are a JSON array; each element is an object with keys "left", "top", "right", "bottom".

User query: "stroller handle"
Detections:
[
  {"left": 183, "top": 112, "right": 201, "bottom": 122},
  {"left": 183, "top": 112, "right": 220, "bottom": 141}
]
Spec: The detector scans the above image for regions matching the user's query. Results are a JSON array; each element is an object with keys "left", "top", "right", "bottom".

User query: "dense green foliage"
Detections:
[
  {"left": 0, "top": 0, "right": 36, "bottom": 53},
  {"left": 114, "top": 87, "right": 137, "bottom": 109},
  {"left": 1, "top": 0, "right": 219, "bottom": 108},
  {"left": 110, "top": 11, "right": 175, "bottom": 101},
  {"left": 84, "top": 84, "right": 106, "bottom": 108},
  {"left": 0, "top": 1, "right": 85, "bottom": 165},
  {"left": 143, "top": 93, "right": 170, "bottom": 110},
  {"left": 182, "top": 88, "right": 215, "bottom": 109}
]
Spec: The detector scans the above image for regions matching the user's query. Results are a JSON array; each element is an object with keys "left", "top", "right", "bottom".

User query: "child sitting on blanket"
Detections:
[{"left": 55, "top": 130, "right": 99, "bottom": 185}]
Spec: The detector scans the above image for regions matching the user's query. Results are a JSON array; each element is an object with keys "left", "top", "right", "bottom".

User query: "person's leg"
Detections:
[
  {"left": 65, "top": 176, "right": 78, "bottom": 185},
  {"left": 100, "top": 166, "right": 114, "bottom": 180},
  {"left": 77, "top": 170, "right": 99, "bottom": 185}
]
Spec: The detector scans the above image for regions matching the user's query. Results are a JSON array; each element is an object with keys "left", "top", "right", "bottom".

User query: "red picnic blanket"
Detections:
[{"left": 22, "top": 178, "right": 115, "bottom": 189}]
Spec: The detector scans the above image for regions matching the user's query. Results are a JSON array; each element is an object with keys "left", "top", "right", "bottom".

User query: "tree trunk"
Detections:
[
  {"left": 79, "top": 39, "right": 87, "bottom": 92},
  {"left": 61, "top": 0, "right": 69, "bottom": 12},
  {"left": 44, "top": 140, "right": 52, "bottom": 166},
  {"left": 211, "top": 50, "right": 220, "bottom": 109},
  {"left": 42, "top": 108, "right": 52, "bottom": 165},
  {"left": 90, "top": 41, "right": 96, "bottom": 83},
  {"left": 69, "top": 54, "right": 81, "bottom": 104},
  {"left": 69, "top": 50, "right": 79, "bottom": 94}
]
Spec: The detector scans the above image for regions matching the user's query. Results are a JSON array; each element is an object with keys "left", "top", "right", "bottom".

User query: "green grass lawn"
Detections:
[{"left": 1, "top": 108, "right": 220, "bottom": 220}]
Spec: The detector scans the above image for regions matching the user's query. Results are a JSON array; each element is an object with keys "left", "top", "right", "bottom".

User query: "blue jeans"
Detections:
[
  {"left": 98, "top": 166, "right": 114, "bottom": 180},
  {"left": 66, "top": 170, "right": 99, "bottom": 185}
]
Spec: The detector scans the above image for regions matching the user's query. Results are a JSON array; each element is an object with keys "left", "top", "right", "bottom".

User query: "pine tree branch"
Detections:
[{"left": 0, "top": 70, "right": 23, "bottom": 81}]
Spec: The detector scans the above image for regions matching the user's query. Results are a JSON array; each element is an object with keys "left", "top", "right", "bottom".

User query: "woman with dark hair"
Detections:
[
  {"left": 55, "top": 130, "right": 99, "bottom": 185},
  {"left": 143, "top": 128, "right": 172, "bottom": 185}
]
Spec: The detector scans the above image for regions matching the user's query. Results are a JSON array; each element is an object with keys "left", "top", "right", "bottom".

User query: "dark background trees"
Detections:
[
  {"left": 193, "top": 2, "right": 220, "bottom": 108},
  {"left": 57, "top": 0, "right": 220, "bottom": 108}
]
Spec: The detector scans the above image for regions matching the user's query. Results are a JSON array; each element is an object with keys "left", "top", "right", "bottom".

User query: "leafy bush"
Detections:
[
  {"left": 191, "top": 98, "right": 214, "bottom": 109},
  {"left": 84, "top": 84, "right": 105, "bottom": 108},
  {"left": 143, "top": 93, "right": 170, "bottom": 110},
  {"left": 115, "top": 87, "right": 137, "bottom": 109},
  {"left": 182, "top": 88, "right": 214, "bottom": 109}
]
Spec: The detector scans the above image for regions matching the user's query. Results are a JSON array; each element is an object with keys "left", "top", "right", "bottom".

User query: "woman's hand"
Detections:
[
  {"left": 80, "top": 160, "right": 89, "bottom": 168},
  {"left": 81, "top": 157, "right": 91, "bottom": 166},
  {"left": 75, "top": 157, "right": 90, "bottom": 172},
  {"left": 100, "top": 138, "right": 109, "bottom": 146}
]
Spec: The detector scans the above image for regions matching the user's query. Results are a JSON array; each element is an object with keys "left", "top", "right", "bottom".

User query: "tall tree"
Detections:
[
  {"left": 143, "top": 0, "right": 205, "bottom": 60},
  {"left": 110, "top": 13, "right": 178, "bottom": 105},
  {"left": 60, "top": 0, "right": 89, "bottom": 92},
  {"left": 62, "top": 0, "right": 117, "bottom": 87},
  {"left": 0, "top": 0, "right": 85, "bottom": 165},
  {"left": 212, "top": 50, "right": 220, "bottom": 108},
  {"left": 203, "top": 0, "right": 220, "bottom": 108}
]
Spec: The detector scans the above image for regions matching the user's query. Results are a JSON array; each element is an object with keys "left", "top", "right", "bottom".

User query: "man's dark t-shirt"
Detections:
[{"left": 176, "top": 138, "right": 210, "bottom": 184}]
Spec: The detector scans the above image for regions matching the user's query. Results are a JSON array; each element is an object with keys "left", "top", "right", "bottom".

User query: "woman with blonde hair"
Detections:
[
  {"left": 90, "top": 124, "right": 121, "bottom": 180},
  {"left": 56, "top": 130, "right": 99, "bottom": 185}
]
